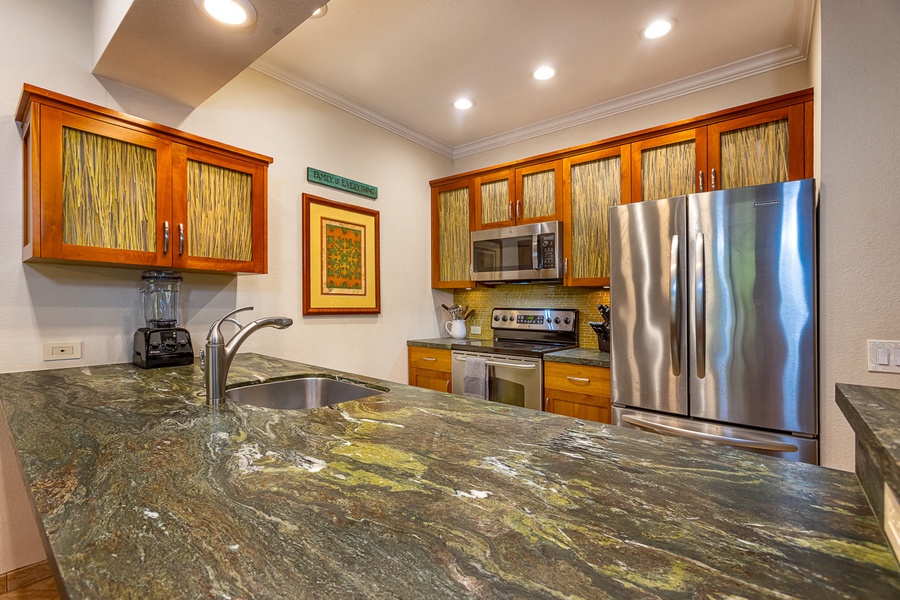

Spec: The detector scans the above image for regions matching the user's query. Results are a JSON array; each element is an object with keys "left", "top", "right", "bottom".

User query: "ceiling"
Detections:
[{"left": 93, "top": 0, "right": 816, "bottom": 159}]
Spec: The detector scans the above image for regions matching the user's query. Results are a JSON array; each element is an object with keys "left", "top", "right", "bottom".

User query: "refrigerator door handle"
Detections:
[
  {"left": 694, "top": 232, "right": 706, "bottom": 378},
  {"left": 669, "top": 235, "right": 681, "bottom": 376},
  {"left": 620, "top": 415, "right": 800, "bottom": 453}
]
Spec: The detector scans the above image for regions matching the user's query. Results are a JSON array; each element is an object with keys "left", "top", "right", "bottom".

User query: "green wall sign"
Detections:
[{"left": 307, "top": 167, "right": 378, "bottom": 200}]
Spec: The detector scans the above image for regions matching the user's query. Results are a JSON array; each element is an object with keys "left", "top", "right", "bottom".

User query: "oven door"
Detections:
[{"left": 451, "top": 351, "right": 543, "bottom": 411}]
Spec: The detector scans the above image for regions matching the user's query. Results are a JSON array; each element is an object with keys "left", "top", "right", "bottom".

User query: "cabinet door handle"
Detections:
[
  {"left": 507, "top": 202, "right": 512, "bottom": 221},
  {"left": 163, "top": 221, "right": 170, "bottom": 254},
  {"left": 564, "top": 258, "right": 569, "bottom": 278},
  {"left": 566, "top": 376, "right": 590, "bottom": 383},
  {"left": 516, "top": 200, "right": 521, "bottom": 220},
  {"left": 698, "top": 170, "right": 704, "bottom": 192},
  {"left": 711, "top": 168, "right": 716, "bottom": 191},
  {"left": 445, "top": 380, "right": 451, "bottom": 393},
  {"left": 421, "top": 357, "right": 437, "bottom": 361},
  {"left": 178, "top": 223, "right": 185, "bottom": 255}
]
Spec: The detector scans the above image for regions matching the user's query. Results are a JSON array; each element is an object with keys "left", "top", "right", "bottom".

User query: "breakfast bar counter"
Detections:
[{"left": 1, "top": 354, "right": 897, "bottom": 598}]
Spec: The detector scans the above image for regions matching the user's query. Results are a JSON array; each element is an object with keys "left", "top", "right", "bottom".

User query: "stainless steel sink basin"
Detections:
[{"left": 226, "top": 377, "right": 386, "bottom": 410}]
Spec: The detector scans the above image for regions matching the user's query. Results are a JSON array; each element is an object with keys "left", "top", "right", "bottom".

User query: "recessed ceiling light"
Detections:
[
  {"left": 196, "top": 0, "right": 257, "bottom": 27},
  {"left": 533, "top": 66, "right": 557, "bottom": 81},
  {"left": 642, "top": 18, "right": 676, "bottom": 40},
  {"left": 453, "top": 98, "right": 474, "bottom": 110},
  {"left": 310, "top": 4, "right": 327, "bottom": 18}
]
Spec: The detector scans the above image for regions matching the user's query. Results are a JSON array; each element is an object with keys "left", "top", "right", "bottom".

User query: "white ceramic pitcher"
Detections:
[{"left": 445, "top": 319, "right": 466, "bottom": 339}]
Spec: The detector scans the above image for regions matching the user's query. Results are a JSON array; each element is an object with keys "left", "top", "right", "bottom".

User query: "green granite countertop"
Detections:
[
  {"left": 407, "top": 337, "right": 455, "bottom": 349},
  {"left": 1, "top": 354, "right": 898, "bottom": 599}
]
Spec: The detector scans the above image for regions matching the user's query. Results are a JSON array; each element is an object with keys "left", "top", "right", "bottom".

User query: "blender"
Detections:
[{"left": 132, "top": 271, "right": 194, "bottom": 368}]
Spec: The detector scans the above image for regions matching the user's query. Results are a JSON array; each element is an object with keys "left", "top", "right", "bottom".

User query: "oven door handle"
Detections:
[{"left": 453, "top": 356, "right": 538, "bottom": 370}]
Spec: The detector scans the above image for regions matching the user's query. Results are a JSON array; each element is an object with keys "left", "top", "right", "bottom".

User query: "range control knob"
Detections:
[
  {"left": 502, "top": 315, "right": 509, "bottom": 322},
  {"left": 564, "top": 317, "right": 571, "bottom": 325},
  {"left": 554, "top": 317, "right": 561, "bottom": 324},
  {"left": 493, "top": 314, "right": 500, "bottom": 321}
]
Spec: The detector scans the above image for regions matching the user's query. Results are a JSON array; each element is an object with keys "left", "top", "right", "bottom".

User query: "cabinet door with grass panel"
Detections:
[
  {"left": 27, "top": 105, "right": 174, "bottom": 267},
  {"left": 631, "top": 129, "right": 707, "bottom": 202},
  {"left": 431, "top": 180, "right": 475, "bottom": 288},
  {"left": 474, "top": 170, "right": 514, "bottom": 230},
  {"left": 562, "top": 146, "right": 631, "bottom": 287},
  {"left": 544, "top": 362, "right": 611, "bottom": 424},
  {"left": 172, "top": 145, "right": 267, "bottom": 273},
  {"left": 514, "top": 160, "right": 563, "bottom": 225},
  {"left": 408, "top": 346, "right": 452, "bottom": 393},
  {"left": 707, "top": 104, "right": 808, "bottom": 191}
]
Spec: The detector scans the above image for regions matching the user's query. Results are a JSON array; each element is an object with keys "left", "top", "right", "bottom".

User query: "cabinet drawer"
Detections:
[
  {"left": 544, "top": 362, "right": 610, "bottom": 396},
  {"left": 408, "top": 346, "right": 451, "bottom": 372}
]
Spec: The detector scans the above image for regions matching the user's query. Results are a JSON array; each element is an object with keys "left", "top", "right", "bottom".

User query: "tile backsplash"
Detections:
[{"left": 452, "top": 285, "right": 610, "bottom": 348}]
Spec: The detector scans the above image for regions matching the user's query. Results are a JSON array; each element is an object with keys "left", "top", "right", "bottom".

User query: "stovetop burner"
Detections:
[{"left": 450, "top": 308, "right": 578, "bottom": 358}]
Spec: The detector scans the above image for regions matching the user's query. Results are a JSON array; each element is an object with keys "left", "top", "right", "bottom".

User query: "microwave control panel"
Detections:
[{"left": 538, "top": 233, "right": 556, "bottom": 268}]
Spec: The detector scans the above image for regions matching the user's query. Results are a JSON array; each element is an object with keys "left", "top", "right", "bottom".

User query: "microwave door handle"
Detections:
[{"left": 532, "top": 235, "right": 540, "bottom": 270}]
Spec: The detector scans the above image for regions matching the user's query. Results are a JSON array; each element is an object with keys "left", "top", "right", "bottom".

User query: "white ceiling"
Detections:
[{"left": 92, "top": 0, "right": 815, "bottom": 159}]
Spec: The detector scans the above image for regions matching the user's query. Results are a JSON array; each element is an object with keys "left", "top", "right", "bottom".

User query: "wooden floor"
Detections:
[{"left": 0, "top": 576, "right": 60, "bottom": 600}]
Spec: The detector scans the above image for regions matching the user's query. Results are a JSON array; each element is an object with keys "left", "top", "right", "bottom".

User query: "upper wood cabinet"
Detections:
[
  {"left": 16, "top": 84, "right": 271, "bottom": 274},
  {"left": 431, "top": 180, "right": 475, "bottom": 288},
  {"left": 514, "top": 159, "right": 563, "bottom": 225},
  {"left": 474, "top": 169, "right": 514, "bottom": 230},
  {"left": 632, "top": 95, "right": 811, "bottom": 201},
  {"left": 429, "top": 89, "right": 813, "bottom": 289},
  {"left": 562, "top": 145, "right": 631, "bottom": 287}
]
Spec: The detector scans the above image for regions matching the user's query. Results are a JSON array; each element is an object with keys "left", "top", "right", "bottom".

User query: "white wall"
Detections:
[
  {"left": 819, "top": 0, "right": 900, "bottom": 470},
  {"left": 0, "top": 0, "right": 450, "bottom": 573}
]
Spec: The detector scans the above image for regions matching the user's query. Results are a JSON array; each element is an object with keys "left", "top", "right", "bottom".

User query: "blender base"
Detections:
[{"left": 132, "top": 327, "right": 194, "bottom": 369}]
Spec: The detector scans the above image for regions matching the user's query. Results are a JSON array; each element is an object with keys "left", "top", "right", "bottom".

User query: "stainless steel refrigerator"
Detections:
[{"left": 609, "top": 179, "right": 817, "bottom": 464}]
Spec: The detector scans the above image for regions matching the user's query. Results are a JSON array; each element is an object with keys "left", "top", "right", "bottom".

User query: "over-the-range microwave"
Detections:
[{"left": 470, "top": 221, "right": 562, "bottom": 283}]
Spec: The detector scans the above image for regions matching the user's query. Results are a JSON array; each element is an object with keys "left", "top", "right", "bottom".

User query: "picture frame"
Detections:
[{"left": 302, "top": 193, "right": 380, "bottom": 315}]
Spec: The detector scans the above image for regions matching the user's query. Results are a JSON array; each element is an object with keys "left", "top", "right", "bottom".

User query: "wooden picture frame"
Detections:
[{"left": 302, "top": 194, "right": 380, "bottom": 315}]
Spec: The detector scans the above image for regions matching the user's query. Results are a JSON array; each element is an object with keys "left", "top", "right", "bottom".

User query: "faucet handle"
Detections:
[{"left": 207, "top": 306, "right": 254, "bottom": 342}]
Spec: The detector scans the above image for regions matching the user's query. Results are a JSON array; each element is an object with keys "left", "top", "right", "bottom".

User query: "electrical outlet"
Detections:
[
  {"left": 43, "top": 341, "right": 82, "bottom": 361},
  {"left": 884, "top": 483, "right": 900, "bottom": 559},
  {"left": 867, "top": 340, "right": 900, "bottom": 374},
  {"left": 470, "top": 325, "right": 482, "bottom": 335}
]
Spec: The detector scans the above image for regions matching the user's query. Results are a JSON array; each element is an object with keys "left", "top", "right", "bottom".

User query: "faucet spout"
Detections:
[{"left": 204, "top": 307, "right": 293, "bottom": 406}]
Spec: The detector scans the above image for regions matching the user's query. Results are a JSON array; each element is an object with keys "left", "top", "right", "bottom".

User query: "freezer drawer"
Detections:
[{"left": 612, "top": 406, "right": 818, "bottom": 464}]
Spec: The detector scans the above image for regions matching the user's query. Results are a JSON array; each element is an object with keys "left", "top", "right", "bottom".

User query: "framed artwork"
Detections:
[{"left": 302, "top": 194, "right": 380, "bottom": 315}]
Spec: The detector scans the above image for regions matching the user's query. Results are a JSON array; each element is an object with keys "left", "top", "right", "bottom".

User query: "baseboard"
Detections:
[{"left": 0, "top": 560, "right": 51, "bottom": 593}]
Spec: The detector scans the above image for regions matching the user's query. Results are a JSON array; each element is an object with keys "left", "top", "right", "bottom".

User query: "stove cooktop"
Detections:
[{"left": 450, "top": 308, "right": 578, "bottom": 358}]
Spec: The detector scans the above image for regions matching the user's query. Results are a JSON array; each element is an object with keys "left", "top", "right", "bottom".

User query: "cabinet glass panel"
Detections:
[
  {"left": 521, "top": 168, "right": 556, "bottom": 219},
  {"left": 480, "top": 178, "right": 509, "bottom": 225},
  {"left": 187, "top": 160, "right": 252, "bottom": 261},
  {"left": 640, "top": 140, "right": 695, "bottom": 201},
  {"left": 438, "top": 186, "right": 470, "bottom": 282},
  {"left": 62, "top": 127, "right": 156, "bottom": 251},
  {"left": 719, "top": 119, "right": 789, "bottom": 189},
  {"left": 571, "top": 155, "right": 621, "bottom": 279}
]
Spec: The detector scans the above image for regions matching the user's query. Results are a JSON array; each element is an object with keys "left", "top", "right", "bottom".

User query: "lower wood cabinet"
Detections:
[
  {"left": 408, "top": 346, "right": 452, "bottom": 394},
  {"left": 544, "top": 362, "right": 611, "bottom": 424}
]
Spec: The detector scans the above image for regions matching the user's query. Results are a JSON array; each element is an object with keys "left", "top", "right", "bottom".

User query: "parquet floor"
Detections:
[{"left": 0, "top": 576, "right": 60, "bottom": 600}]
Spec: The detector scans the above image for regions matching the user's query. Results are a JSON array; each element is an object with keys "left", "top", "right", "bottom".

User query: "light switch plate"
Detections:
[
  {"left": 884, "top": 483, "right": 900, "bottom": 559},
  {"left": 867, "top": 340, "right": 900, "bottom": 374}
]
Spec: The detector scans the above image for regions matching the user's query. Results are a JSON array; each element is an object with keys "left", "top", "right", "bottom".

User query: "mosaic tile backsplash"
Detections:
[{"left": 452, "top": 285, "right": 611, "bottom": 348}]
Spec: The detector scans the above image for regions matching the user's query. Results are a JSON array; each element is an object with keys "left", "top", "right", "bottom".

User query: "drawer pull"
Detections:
[
  {"left": 566, "top": 376, "right": 590, "bottom": 383},
  {"left": 421, "top": 357, "right": 437, "bottom": 361}
]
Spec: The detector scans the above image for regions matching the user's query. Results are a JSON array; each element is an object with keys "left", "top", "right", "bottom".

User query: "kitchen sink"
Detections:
[{"left": 226, "top": 376, "right": 386, "bottom": 410}]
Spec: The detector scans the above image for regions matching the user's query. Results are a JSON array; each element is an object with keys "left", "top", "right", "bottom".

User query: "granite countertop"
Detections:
[
  {"left": 408, "top": 339, "right": 611, "bottom": 368},
  {"left": 1, "top": 354, "right": 898, "bottom": 598}
]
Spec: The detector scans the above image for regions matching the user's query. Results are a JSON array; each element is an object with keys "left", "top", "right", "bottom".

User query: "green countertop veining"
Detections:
[
  {"left": 406, "top": 337, "right": 455, "bottom": 349},
  {"left": 1, "top": 354, "right": 898, "bottom": 599}
]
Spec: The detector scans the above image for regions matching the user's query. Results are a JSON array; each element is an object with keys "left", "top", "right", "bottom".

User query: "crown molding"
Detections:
[
  {"left": 250, "top": 63, "right": 455, "bottom": 158},
  {"left": 451, "top": 44, "right": 808, "bottom": 159},
  {"left": 253, "top": 7, "right": 813, "bottom": 163}
]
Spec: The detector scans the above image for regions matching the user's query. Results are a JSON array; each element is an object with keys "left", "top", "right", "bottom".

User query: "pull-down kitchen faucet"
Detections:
[{"left": 202, "top": 306, "right": 293, "bottom": 406}]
